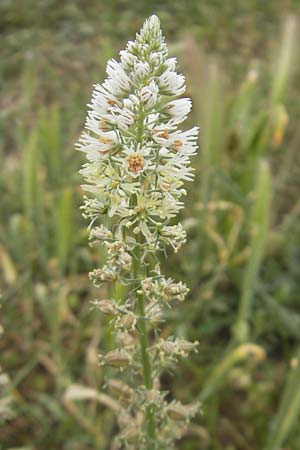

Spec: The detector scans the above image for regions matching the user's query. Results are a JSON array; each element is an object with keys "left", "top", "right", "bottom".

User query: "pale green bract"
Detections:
[{"left": 78, "top": 15, "right": 200, "bottom": 449}]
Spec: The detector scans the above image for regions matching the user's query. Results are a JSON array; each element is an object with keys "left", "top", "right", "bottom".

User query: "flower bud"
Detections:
[{"left": 140, "top": 81, "right": 158, "bottom": 108}]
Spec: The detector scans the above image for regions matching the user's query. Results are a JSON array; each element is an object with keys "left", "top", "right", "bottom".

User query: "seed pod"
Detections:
[
  {"left": 167, "top": 402, "right": 199, "bottom": 421},
  {"left": 116, "top": 332, "right": 135, "bottom": 347},
  {"left": 101, "top": 350, "right": 132, "bottom": 370},
  {"left": 107, "top": 379, "right": 133, "bottom": 399},
  {"left": 89, "top": 266, "right": 117, "bottom": 286},
  {"left": 159, "top": 341, "right": 176, "bottom": 355},
  {"left": 176, "top": 339, "right": 199, "bottom": 354},
  {"left": 118, "top": 312, "right": 137, "bottom": 331},
  {"left": 118, "top": 252, "right": 132, "bottom": 271},
  {"left": 89, "top": 225, "right": 113, "bottom": 244},
  {"left": 92, "top": 299, "right": 118, "bottom": 316}
]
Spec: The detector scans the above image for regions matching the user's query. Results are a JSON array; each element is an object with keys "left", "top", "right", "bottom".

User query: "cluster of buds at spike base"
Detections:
[{"left": 77, "top": 15, "right": 200, "bottom": 449}]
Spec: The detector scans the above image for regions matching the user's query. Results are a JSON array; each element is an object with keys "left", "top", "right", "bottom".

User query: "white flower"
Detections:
[
  {"left": 81, "top": 197, "right": 107, "bottom": 221},
  {"left": 117, "top": 108, "right": 135, "bottom": 130},
  {"left": 119, "top": 49, "right": 137, "bottom": 70},
  {"left": 153, "top": 126, "right": 198, "bottom": 157},
  {"left": 77, "top": 130, "right": 119, "bottom": 162},
  {"left": 90, "top": 83, "right": 119, "bottom": 114},
  {"left": 149, "top": 51, "right": 165, "bottom": 67},
  {"left": 165, "top": 57, "right": 177, "bottom": 71},
  {"left": 105, "top": 60, "right": 131, "bottom": 95},
  {"left": 140, "top": 81, "right": 159, "bottom": 108},
  {"left": 78, "top": 13, "right": 198, "bottom": 232},
  {"left": 165, "top": 98, "right": 192, "bottom": 124},
  {"left": 105, "top": 240, "right": 133, "bottom": 271},
  {"left": 121, "top": 145, "right": 151, "bottom": 177},
  {"left": 158, "top": 71, "right": 185, "bottom": 96},
  {"left": 134, "top": 61, "right": 150, "bottom": 78},
  {"left": 159, "top": 224, "right": 187, "bottom": 253},
  {"left": 142, "top": 277, "right": 189, "bottom": 303}
]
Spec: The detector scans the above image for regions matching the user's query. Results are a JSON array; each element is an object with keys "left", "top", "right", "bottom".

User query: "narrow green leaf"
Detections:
[
  {"left": 266, "top": 350, "right": 300, "bottom": 450},
  {"left": 271, "top": 16, "right": 297, "bottom": 105},
  {"left": 201, "top": 61, "right": 224, "bottom": 205},
  {"left": 53, "top": 187, "right": 73, "bottom": 273},
  {"left": 233, "top": 160, "right": 271, "bottom": 342},
  {"left": 22, "top": 129, "right": 39, "bottom": 221}
]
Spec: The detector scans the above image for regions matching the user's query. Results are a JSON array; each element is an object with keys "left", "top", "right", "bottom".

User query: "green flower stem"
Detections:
[
  {"left": 132, "top": 100, "right": 156, "bottom": 444},
  {"left": 133, "top": 244, "right": 155, "bottom": 444}
]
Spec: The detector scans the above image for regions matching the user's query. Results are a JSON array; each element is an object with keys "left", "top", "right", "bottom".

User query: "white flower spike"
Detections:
[{"left": 78, "top": 15, "right": 199, "bottom": 449}]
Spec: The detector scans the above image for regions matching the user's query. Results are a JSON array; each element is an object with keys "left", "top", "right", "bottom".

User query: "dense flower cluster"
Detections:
[{"left": 78, "top": 15, "right": 199, "bottom": 449}]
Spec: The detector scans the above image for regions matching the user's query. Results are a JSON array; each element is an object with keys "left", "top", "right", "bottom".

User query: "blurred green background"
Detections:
[{"left": 1, "top": 1, "right": 300, "bottom": 449}]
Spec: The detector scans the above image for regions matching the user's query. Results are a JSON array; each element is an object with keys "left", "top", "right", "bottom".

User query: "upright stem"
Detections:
[
  {"left": 133, "top": 244, "right": 155, "bottom": 445},
  {"left": 131, "top": 96, "right": 156, "bottom": 445}
]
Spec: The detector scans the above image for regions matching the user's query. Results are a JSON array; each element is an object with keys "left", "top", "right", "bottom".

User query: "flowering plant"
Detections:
[{"left": 78, "top": 15, "right": 199, "bottom": 449}]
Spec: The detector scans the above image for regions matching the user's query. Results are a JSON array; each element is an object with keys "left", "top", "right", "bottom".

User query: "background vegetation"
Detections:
[{"left": 1, "top": 1, "right": 300, "bottom": 449}]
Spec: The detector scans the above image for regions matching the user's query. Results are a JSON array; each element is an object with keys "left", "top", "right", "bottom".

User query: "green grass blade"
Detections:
[
  {"left": 38, "top": 105, "right": 62, "bottom": 187},
  {"left": 22, "top": 129, "right": 39, "bottom": 222},
  {"left": 233, "top": 160, "right": 271, "bottom": 342},
  {"left": 53, "top": 187, "right": 73, "bottom": 273},
  {"left": 201, "top": 61, "right": 224, "bottom": 205},
  {"left": 270, "top": 16, "right": 297, "bottom": 105},
  {"left": 265, "top": 349, "right": 300, "bottom": 450},
  {"left": 199, "top": 344, "right": 265, "bottom": 402}
]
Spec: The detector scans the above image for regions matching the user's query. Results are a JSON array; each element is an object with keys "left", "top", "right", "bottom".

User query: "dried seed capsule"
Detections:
[
  {"left": 107, "top": 379, "right": 133, "bottom": 399},
  {"left": 115, "top": 332, "right": 135, "bottom": 348},
  {"left": 118, "top": 312, "right": 137, "bottom": 331},
  {"left": 176, "top": 339, "right": 199, "bottom": 354},
  {"left": 100, "top": 350, "right": 132, "bottom": 370},
  {"left": 167, "top": 402, "right": 199, "bottom": 421},
  {"left": 89, "top": 266, "right": 116, "bottom": 286},
  {"left": 89, "top": 225, "right": 113, "bottom": 245},
  {"left": 159, "top": 341, "right": 176, "bottom": 355},
  {"left": 118, "top": 252, "right": 132, "bottom": 271},
  {"left": 92, "top": 299, "right": 118, "bottom": 316}
]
